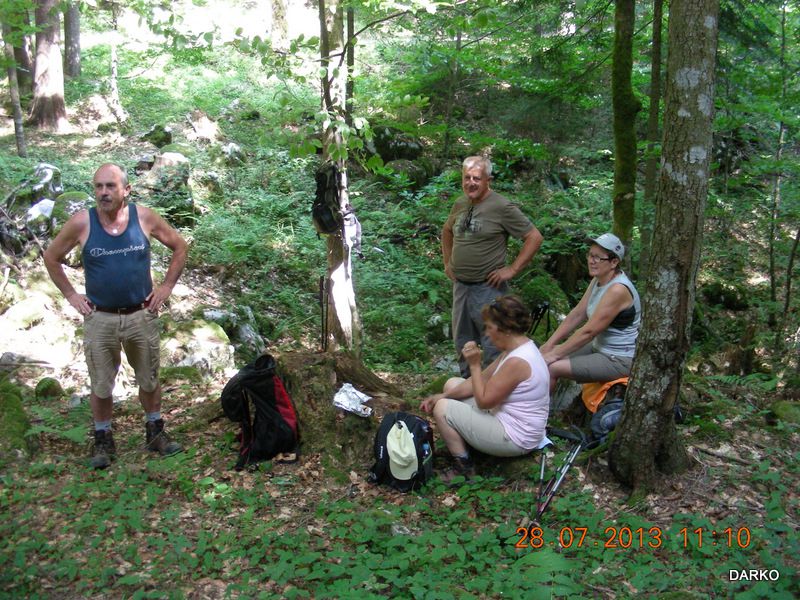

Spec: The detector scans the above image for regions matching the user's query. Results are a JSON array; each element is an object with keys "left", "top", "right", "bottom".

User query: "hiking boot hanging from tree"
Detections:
[
  {"left": 90, "top": 429, "right": 116, "bottom": 469},
  {"left": 145, "top": 419, "right": 182, "bottom": 456}
]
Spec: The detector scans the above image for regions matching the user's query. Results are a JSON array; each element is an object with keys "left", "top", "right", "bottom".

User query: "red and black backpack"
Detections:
[{"left": 220, "top": 354, "right": 299, "bottom": 470}]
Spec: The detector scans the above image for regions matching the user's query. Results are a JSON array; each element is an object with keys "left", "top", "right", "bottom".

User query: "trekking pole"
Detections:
[
  {"left": 322, "top": 276, "right": 330, "bottom": 352},
  {"left": 536, "top": 448, "right": 547, "bottom": 513},
  {"left": 535, "top": 427, "right": 586, "bottom": 520},
  {"left": 319, "top": 276, "right": 327, "bottom": 352}
]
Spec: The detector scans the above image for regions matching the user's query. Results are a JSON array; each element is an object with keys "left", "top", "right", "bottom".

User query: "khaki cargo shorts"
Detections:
[
  {"left": 445, "top": 397, "right": 529, "bottom": 457},
  {"left": 83, "top": 309, "right": 160, "bottom": 397}
]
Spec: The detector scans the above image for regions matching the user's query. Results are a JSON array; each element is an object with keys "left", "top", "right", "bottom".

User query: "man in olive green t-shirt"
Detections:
[{"left": 442, "top": 156, "right": 543, "bottom": 376}]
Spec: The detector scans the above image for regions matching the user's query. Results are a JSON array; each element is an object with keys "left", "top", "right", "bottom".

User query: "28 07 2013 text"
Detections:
[{"left": 514, "top": 525, "right": 753, "bottom": 550}]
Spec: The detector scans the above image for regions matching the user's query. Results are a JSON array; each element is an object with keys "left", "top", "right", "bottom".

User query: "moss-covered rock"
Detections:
[
  {"left": 160, "top": 143, "right": 196, "bottom": 157},
  {"left": 54, "top": 191, "right": 92, "bottom": 212},
  {"left": 171, "top": 319, "right": 229, "bottom": 342},
  {"left": 0, "top": 280, "right": 25, "bottom": 314},
  {"left": 161, "top": 318, "right": 234, "bottom": 373},
  {"left": 769, "top": 401, "right": 800, "bottom": 426},
  {"left": 0, "top": 379, "right": 35, "bottom": 463},
  {"left": 701, "top": 281, "right": 749, "bottom": 311},
  {"left": 3, "top": 296, "right": 47, "bottom": 330},
  {"left": 141, "top": 124, "right": 173, "bottom": 148},
  {"left": 35, "top": 377, "right": 64, "bottom": 400},
  {"left": 160, "top": 366, "right": 204, "bottom": 385}
]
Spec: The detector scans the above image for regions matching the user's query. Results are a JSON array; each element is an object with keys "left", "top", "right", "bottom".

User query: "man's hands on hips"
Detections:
[
  {"left": 444, "top": 263, "right": 455, "bottom": 281},
  {"left": 486, "top": 266, "right": 516, "bottom": 288},
  {"left": 147, "top": 284, "right": 174, "bottom": 313},
  {"left": 67, "top": 293, "right": 93, "bottom": 316}
]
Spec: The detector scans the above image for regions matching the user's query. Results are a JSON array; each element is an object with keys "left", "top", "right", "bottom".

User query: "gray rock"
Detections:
[
  {"left": 370, "top": 126, "right": 424, "bottom": 161},
  {"left": 135, "top": 154, "right": 156, "bottom": 173},
  {"left": 426, "top": 314, "right": 449, "bottom": 344},
  {"left": 135, "top": 152, "right": 194, "bottom": 226},
  {"left": 3, "top": 296, "right": 49, "bottom": 330},
  {"left": 434, "top": 357, "right": 460, "bottom": 374},
  {"left": 236, "top": 323, "right": 265, "bottom": 356}
]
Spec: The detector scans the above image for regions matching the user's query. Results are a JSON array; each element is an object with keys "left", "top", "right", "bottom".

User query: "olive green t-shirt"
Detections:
[{"left": 445, "top": 191, "right": 533, "bottom": 282}]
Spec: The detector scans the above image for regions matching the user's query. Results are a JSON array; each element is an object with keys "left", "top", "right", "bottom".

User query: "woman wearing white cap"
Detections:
[
  {"left": 539, "top": 233, "right": 641, "bottom": 392},
  {"left": 420, "top": 295, "right": 550, "bottom": 482}
]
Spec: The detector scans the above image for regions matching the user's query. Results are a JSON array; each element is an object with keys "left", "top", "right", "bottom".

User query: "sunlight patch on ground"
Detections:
[{"left": 747, "top": 273, "right": 768, "bottom": 285}]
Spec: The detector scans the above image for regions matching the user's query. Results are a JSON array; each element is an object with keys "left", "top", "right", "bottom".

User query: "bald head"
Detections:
[
  {"left": 95, "top": 163, "right": 129, "bottom": 187},
  {"left": 93, "top": 163, "right": 131, "bottom": 213}
]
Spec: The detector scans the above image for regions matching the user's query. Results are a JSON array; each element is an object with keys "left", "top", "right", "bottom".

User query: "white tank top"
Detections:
[
  {"left": 586, "top": 271, "right": 641, "bottom": 357},
  {"left": 493, "top": 340, "right": 550, "bottom": 449}
]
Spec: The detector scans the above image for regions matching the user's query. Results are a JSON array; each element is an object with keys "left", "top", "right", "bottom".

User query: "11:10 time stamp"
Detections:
[{"left": 514, "top": 525, "right": 753, "bottom": 550}]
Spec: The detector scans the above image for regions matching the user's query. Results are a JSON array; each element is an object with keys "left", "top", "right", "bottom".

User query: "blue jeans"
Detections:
[{"left": 451, "top": 280, "right": 507, "bottom": 377}]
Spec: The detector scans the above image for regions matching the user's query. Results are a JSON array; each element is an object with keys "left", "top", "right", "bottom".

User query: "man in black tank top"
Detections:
[{"left": 44, "top": 163, "right": 188, "bottom": 469}]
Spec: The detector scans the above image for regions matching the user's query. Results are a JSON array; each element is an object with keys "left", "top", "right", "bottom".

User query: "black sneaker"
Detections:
[
  {"left": 90, "top": 429, "right": 116, "bottom": 469},
  {"left": 145, "top": 419, "right": 182, "bottom": 456}
]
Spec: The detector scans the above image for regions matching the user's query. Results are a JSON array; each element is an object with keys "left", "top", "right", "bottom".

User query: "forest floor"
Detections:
[
  {"left": 2, "top": 264, "right": 798, "bottom": 598},
  {"left": 2, "top": 115, "right": 798, "bottom": 597}
]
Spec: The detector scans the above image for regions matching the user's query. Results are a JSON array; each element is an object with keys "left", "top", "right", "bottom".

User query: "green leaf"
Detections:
[{"left": 366, "top": 155, "right": 385, "bottom": 171}]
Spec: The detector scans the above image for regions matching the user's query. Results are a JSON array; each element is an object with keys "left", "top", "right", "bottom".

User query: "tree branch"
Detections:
[
  {"left": 693, "top": 445, "right": 751, "bottom": 466},
  {"left": 336, "top": 11, "right": 409, "bottom": 72}
]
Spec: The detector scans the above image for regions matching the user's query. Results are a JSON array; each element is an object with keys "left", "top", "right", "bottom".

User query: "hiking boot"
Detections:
[
  {"left": 145, "top": 419, "right": 182, "bottom": 456},
  {"left": 90, "top": 429, "right": 116, "bottom": 469},
  {"left": 439, "top": 456, "right": 476, "bottom": 486}
]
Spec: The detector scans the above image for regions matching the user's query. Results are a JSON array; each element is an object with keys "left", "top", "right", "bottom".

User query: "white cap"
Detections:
[
  {"left": 386, "top": 421, "right": 418, "bottom": 481},
  {"left": 589, "top": 233, "right": 625, "bottom": 260}
]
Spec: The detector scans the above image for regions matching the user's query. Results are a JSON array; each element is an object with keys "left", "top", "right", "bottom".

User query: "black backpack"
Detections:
[
  {"left": 368, "top": 412, "right": 434, "bottom": 492},
  {"left": 588, "top": 383, "right": 686, "bottom": 446},
  {"left": 312, "top": 162, "right": 343, "bottom": 235},
  {"left": 220, "top": 354, "right": 299, "bottom": 471}
]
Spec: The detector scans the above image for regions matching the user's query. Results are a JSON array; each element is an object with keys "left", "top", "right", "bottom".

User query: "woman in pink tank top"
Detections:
[{"left": 420, "top": 295, "right": 550, "bottom": 483}]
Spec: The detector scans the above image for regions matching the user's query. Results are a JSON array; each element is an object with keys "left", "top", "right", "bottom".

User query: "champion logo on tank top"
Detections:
[
  {"left": 83, "top": 205, "right": 152, "bottom": 308},
  {"left": 89, "top": 243, "right": 147, "bottom": 258}
]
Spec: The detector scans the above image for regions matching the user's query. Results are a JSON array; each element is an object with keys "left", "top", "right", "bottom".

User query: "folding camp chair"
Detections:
[{"left": 534, "top": 426, "right": 586, "bottom": 520}]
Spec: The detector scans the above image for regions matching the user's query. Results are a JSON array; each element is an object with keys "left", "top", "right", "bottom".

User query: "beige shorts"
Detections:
[
  {"left": 568, "top": 343, "right": 632, "bottom": 383},
  {"left": 83, "top": 309, "right": 160, "bottom": 397},
  {"left": 445, "top": 397, "right": 529, "bottom": 457}
]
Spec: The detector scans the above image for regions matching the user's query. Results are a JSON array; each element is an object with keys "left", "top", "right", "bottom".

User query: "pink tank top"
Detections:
[{"left": 493, "top": 340, "right": 550, "bottom": 449}]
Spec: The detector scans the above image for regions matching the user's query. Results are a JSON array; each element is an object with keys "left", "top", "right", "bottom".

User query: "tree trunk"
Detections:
[
  {"left": 345, "top": 7, "right": 354, "bottom": 126},
  {"left": 29, "top": 0, "right": 68, "bottom": 131},
  {"left": 3, "top": 24, "right": 28, "bottom": 157},
  {"left": 319, "top": 0, "right": 362, "bottom": 356},
  {"left": 768, "top": 4, "right": 788, "bottom": 332},
  {"left": 768, "top": 122, "right": 787, "bottom": 331},
  {"left": 609, "top": 0, "right": 720, "bottom": 492},
  {"left": 63, "top": 1, "right": 80, "bottom": 78},
  {"left": 781, "top": 228, "right": 799, "bottom": 347},
  {"left": 106, "top": 5, "right": 128, "bottom": 123},
  {"left": 10, "top": 13, "right": 34, "bottom": 94},
  {"left": 638, "top": 0, "right": 664, "bottom": 280},
  {"left": 271, "top": 0, "right": 288, "bottom": 49},
  {"left": 611, "top": 0, "right": 640, "bottom": 264},
  {"left": 442, "top": 29, "right": 462, "bottom": 159}
]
